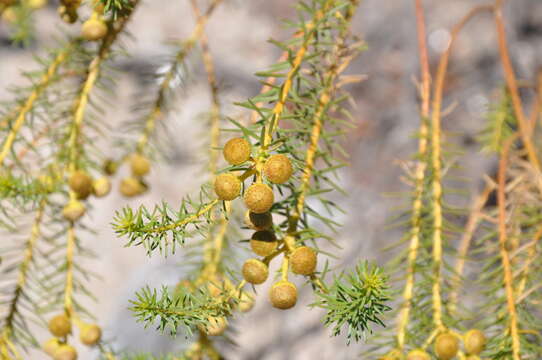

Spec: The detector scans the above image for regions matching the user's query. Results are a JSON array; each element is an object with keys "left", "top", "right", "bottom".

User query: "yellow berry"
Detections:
[
  {"left": 28, "top": 0, "right": 47, "bottom": 9},
  {"left": 129, "top": 153, "right": 151, "bottom": 177},
  {"left": 214, "top": 173, "right": 241, "bottom": 200},
  {"left": 92, "top": 177, "right": 111, "bottom": 197},
  {"left": 62, "top": 200, "right": 86, "bottom": 222},
  {"left": 198, "top": 317, "right": 227, "bottom": 336},
  {"left": 242, "top": 259, "right": 268, "bottom": 285},
  {"left": 238, "top": 291, "right": 255, "bottom": 313},
  {"left": 43, "top": 338, "right": 61, "bottom": 356},
  {"left": 80, "top": 323, "right": 102, "bottom": 346},
  {"left": 245, "top": 210, "right": 273, "bottom": 231},
  {"left": 406, "top": 349, "right": 430, "bottom": 360},
  {"left": 264, "top": 154, "right": 293, "bottom": 184},
  {"left": 290, "top": 246, "right": 317, "bottom": 275},
  {"left": 81, "top": 18, "right": 107, "bottom": 41},
  {"left": 244, "top": 183, "right": 274, "bottom": 214},
  {"left": 250, "top": 230, "right": 278, "bottom": 257},
  {"left": 1, "top": 7, "right": 16, "bottom": 23},
  {"left": 48, "top": 314, "right": 71, "bottom": 337},
  {"left": 223, "top": 137, "right": 251, "bottom": 165},
  {"left": 119, "top": 177, "right": 146, "bottom": 197},
  {"left": 0, "top": 0, "right": 16, "bottom": 5},
  {"left": 435, "top": 333, "right": 459, "bottom": 360},
  {"left": 464, "top": 329, "right": 486, "bottom": 355},
  {"left": 68, "top": 170, "right": 92, "bottom": 199},
  {"left": 53, "top": 344, "right": 77, "bottom": 360},
  {"left": 466, "top": 356, "right": 481, "bottom": 360},
  {"left": 103, "top": 158, "right": 118, "bottom": 175},
  {"left": 269, "top": 280, "right": 297, "bottom": 310}
]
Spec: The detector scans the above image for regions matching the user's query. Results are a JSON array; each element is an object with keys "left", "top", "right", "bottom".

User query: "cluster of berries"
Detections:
[
  {"left": 383, "top": 329, "right": 486, "bottom": 360},
  {"left": 62, "top": 152, "right": 150, "bottom": 222},
  {"left": 43, "top": 313, "right": 102, "bottom": 360},
  {"left": 215, "top": 137, "right": 318, "bottom": 310}
]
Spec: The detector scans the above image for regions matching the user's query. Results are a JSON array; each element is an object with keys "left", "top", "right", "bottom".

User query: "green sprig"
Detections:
[{"left": 312, "top": 262, "right": 391, "bottom": 345}]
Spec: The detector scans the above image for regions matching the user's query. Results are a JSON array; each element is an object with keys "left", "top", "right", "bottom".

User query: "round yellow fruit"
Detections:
[
  {"left": 43, "top": 338, "right": 61, "bottom": 356},
  {"left": 80, "top": 323, "right": 102, "bottom": 346},
  {"left": 290, "top": 246, "right": 317, "bottom": 275},
  {"left": 28, "top": 0, "right": 47, "bottom": 9},
  {"left": 264, "top": 154, "right": 293, "bottom": 184},
  {"left": 92, "top": 177, "right": 111, "bottom": 197},
  {"left": 1, "top": 7, "right": 16, "bottom": 23},
  {"left": 48, "top": 314, "right": 71, "bottom": 337},
  {"left": 62, "top": 201, "right": 86, "bottom": 222},
  {"left": 406, "top": 349, "right": 430, "bottom": 360},
  {"left": 245, "top": 210, "right": 273, "bottom": 230},
  {"left": 435, "top": 333, "right": 459, "bottom": 360},
  {"left": 223, "top": 137, "right": 251, "bottom": 165},
  {"left": 214, "top": 173, "right": 241, "bottom": 200},
  {"left": 464, "top": 329, "right": 486, "bottom": 355},
  {"left": 269, "top": 280, "right": 297, "bottom": 310},
  {"left": 68, "top": 170, "right": 92, "bottom": 199},
  {"left": 242, "top": 259, "right": 268, "bottom": 285},
  {"left": 129, "top": 153, "right": 151, "bottom": 177},
  {"left": 119, "top": 177, "right": 146, "bottom": 197},
  {"left": 250, "top": 230, "right": 278, "bottom": 257},
  {"left": 244, "top": 183, "right": 274, "bottom": 214},
  {"left": 53, "top": 344, "right": 77, "bottom": 360},
  {"left": 103, "top": 158, "right": 118, "bottom": 175},
  {"left": 82, "top": 18, "right": 107, "bottom": 41}
]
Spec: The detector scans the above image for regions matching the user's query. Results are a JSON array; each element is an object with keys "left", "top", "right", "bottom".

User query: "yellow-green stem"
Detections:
[{"left": 0, "top": 47, "right": 72, "bottom": 167}]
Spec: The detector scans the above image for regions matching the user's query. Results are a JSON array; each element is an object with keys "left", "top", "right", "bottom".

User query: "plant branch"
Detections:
[
  {"left": 497, "top": 136, "right": 521, "bottom": 360},
  {"left": 0, "top": 45, "right": 72, "bottom": 167},
  {"left": 396, "top": 0, "right": 430, "bottom": 349}
]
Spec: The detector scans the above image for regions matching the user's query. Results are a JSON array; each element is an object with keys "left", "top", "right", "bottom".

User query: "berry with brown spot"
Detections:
[
  {"left": 245, "top": 210, "right": 273, "bottom": 231},
  {"left": 48, "top": 314, "right": 71, "bottom": 337},
  {"left": 463, "top": 329, "right": 486, "bottom": 355},
  {"left": 244, "top": 183, "right": 274, "bottom": 214},
  {"left": 269, "top": 280, "right": 297, "bottom": 310},
  {"left": 435, "top": 333, "right": 459, "bottom": 360},
  {"left": 290, "top": 246, "right": 317, "bottom": 275},
  {"left": 250, "top": 230, "right": 278, "bottom": 257},
  {"left": 68, "top": 170, "right": 92, "bottom": 199},
  {"left": 223, "top": 137, "right": 251, "bottom": 165},
  {"left": 214, "top": 173, "right": 241, "bottom": 200},
  {"left": 264, "top": 154, "right": 293, "bottom": 184},
  {"left": 80, "top": 323, "right": 102, "bottom": 346},
  {"left": 242, "top": 259, "right": 268, "bottom": 284}
]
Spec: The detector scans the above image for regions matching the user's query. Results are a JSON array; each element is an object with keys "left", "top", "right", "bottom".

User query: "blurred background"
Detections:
[{"left": 1, "top": 0, "right": 542, "bottom": 359}]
